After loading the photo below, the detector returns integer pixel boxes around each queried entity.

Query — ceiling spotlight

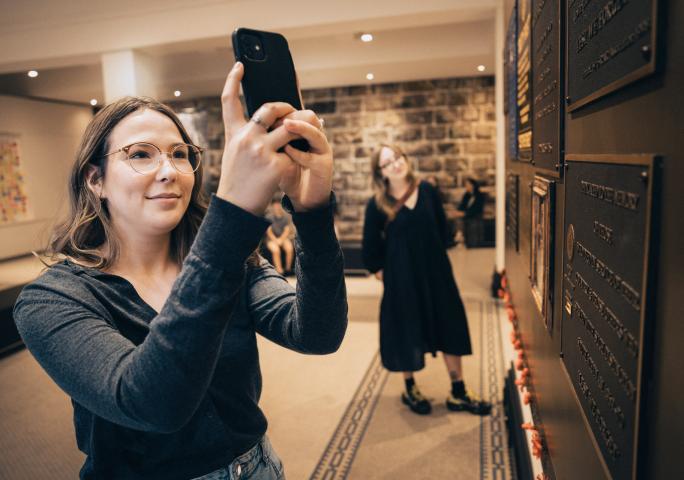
[27,70,38,78]
[174,90,182,97]
[477,65,486,72]
[366,73,375,81]
[90,99,98,106]
[360,33,374,42]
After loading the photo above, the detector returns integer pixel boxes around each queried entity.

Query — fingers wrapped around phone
[279,118,334,211]
[283,119,329,155]
[249,102,297,132]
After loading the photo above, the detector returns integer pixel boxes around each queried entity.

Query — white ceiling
[0,0,497,104]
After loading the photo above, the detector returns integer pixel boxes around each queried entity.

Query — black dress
[362,181,473,372]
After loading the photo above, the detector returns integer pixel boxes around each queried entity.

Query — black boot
[446,389,492,416]
[401,384,432,415]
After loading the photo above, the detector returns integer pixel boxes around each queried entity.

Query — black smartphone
[232,27,309,151]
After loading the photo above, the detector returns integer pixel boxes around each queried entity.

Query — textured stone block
[435,110,459,123]
[402,80,435,91]
[445,157,468,173]
[337,98,362,113]
[354,146,373,158]
[462,107,479,121]
[464,141,494,154]
[364,130,389,144]
[308,101,337,114]
[405,111,434,124]
[364,97,389,111]
[406,143,434,156]
[426,126,447,140]
[417,157,443,172]
[445,93,468,106]
[333,131,363,144]
[373,83,400,94]
[474,124,495,139]
[393,127,423,142]
[392,94,428,109]
[449,124,471,139]
[437,142,459,154]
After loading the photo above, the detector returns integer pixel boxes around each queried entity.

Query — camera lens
[240,34,266,61]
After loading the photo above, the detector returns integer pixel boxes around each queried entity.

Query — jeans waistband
[229,436,267,478]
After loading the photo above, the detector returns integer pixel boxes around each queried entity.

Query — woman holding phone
[362,144,490,416]
[13,61,347,480]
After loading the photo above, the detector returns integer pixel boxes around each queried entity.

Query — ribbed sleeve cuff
[191,194,270,268]
[282,192,339,254]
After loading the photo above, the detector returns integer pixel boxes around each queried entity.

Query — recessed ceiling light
[366,73,375,81]
[27,70,38,78]
[90,99,98,106]
[360,33,374,42]
[174,90,181,97]
[477,65,486,72]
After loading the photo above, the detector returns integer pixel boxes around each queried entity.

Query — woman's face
[95,109,195,239]
[378,147,409,181]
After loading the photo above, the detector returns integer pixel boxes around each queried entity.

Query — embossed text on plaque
[567,0,658,111]
[517,0,533,161]
[532,0,562,172]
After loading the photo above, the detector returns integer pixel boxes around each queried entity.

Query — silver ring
[251,114,267,129]
[318,117,325,130]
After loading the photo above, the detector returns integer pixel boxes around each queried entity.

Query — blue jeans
[191,436,285,480]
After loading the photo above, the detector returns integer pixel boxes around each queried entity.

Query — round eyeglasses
[379,155,406,170]
[103,142,203,174]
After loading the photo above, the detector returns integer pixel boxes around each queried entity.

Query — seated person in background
[456,177,484,219]
[265,198,295,275]
[455,177,485,246]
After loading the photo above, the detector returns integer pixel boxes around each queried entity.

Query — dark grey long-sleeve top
[13,194,348,480]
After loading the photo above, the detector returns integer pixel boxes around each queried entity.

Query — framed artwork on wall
[530,175,554,333]
[0,133,30,225]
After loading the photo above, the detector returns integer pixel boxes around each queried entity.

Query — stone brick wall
[170,76,495,241]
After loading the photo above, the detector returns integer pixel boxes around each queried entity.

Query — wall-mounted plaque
[505,2,519,161]
[506,173,519,252]
[530,176,554,332]
[517,0,532,161]
[532,0,563,174]
[561,154,658,479]
[566,0,659,112]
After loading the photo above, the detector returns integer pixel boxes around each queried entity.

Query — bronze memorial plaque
[505,3,518,161]
[532,0,563,174]
[506,173,519,252]
[517,0,533,162]
[566,0,659,111]
[561,155,658,479]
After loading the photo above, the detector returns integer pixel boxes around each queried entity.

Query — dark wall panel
[504,0,683,478]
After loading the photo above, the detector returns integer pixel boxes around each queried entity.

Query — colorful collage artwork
[0,135,30,224]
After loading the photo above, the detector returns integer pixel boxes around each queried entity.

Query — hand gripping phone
[232,27,309,151]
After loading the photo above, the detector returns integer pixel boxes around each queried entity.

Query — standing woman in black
[361,144,490,416]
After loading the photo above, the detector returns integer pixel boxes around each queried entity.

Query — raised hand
[216,62,300,215]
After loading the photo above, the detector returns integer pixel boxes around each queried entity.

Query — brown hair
[44,96,257,270]
[370,144,417,222]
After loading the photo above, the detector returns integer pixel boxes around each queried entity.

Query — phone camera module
[240,34,266,61]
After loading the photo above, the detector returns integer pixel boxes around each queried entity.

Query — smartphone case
[232,28,308,150]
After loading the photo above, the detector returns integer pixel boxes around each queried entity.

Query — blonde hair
[370,144,417,222]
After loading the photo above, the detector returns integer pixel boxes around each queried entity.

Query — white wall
[0,96,92,260]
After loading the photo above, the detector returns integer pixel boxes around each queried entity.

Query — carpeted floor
[309,298,512,480]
